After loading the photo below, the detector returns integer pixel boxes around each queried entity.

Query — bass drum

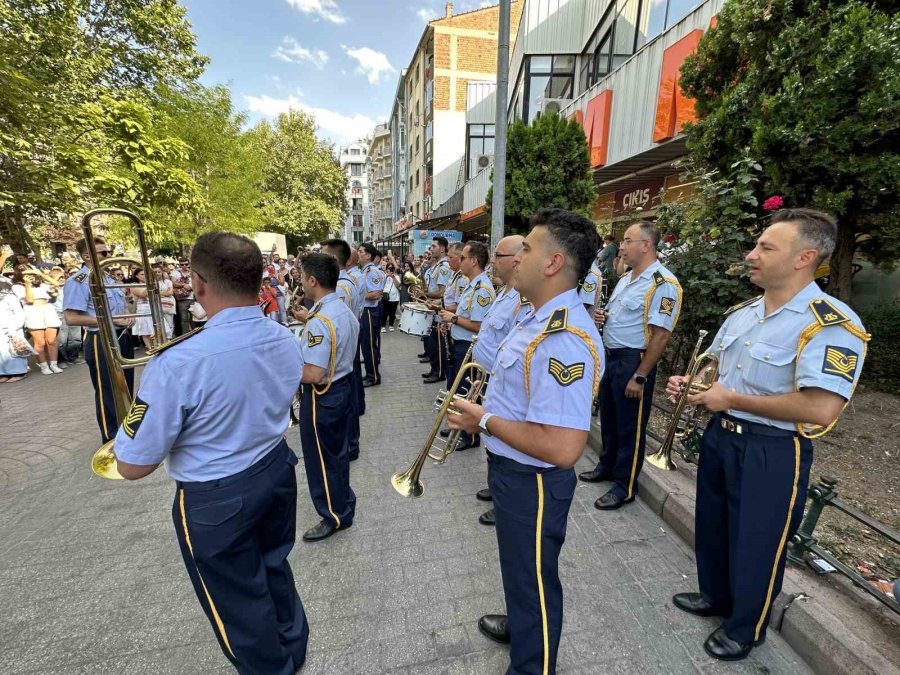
[398,302,435,337]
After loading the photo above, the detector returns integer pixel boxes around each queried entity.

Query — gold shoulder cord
[643,276,683,344]
[794,303,870,438]
[523,310,601,398]
[308,312,337,396]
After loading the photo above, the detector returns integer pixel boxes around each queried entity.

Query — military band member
[580,221,682,510]
[321,239,364,462]
[436,241,468,388]
[296,253,360,542]
[439,241,495,450]
[469,235,530,527]
[448,209,603,675]
[422,237,452,383]
[63,236,135,443]
[112,233,309,674]
[578,252,604,312]
[357,243,384,386]
[667,209,868,661]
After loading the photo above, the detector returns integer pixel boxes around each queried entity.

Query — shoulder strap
[724,296,762,316]
[147,326,203,355]
[642,274,683,343]
[523,309,600,397]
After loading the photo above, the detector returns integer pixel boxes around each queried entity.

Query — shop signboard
[410,229,462,257]
[613,178,665,216]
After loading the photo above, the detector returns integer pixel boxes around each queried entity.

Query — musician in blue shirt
[357,243,384,386]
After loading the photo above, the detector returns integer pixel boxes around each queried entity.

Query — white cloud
[285,0,346,24]
[343,46,395,85]
[243,94,376,146]
[416,7,438,22]
[271,37,329,68]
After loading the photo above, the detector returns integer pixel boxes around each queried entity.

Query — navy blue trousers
[451,339,477,447]
[596,348,656,500]
[696,414,813,644]
[298,378,356,529]
[427,322,447,377]
[360,306,381,381]
[84,329,134,443]
[172,440,308,675]
[349,347,363,455]
[444,333,457,389]
[490,453,576,675]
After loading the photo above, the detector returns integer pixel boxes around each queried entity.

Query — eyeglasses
[97,250,111,257]
[493,253,516,259]
[621,238,651,245]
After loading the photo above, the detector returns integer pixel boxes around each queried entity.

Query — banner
[410,229,462,257]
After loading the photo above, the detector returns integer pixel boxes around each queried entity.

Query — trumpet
[391,339,487,498]
[409,284,427,303]
[646,331,719,471]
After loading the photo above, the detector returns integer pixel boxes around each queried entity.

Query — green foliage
[857,302,900,391]
[249,111,347,244]
[679,0,900,300]
[487,112,596,232]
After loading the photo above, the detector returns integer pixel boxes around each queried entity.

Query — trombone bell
[92,440,125,480]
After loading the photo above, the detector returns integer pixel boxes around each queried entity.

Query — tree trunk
[829,220,856,303]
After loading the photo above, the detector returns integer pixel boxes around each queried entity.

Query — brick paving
[0,330,814,674]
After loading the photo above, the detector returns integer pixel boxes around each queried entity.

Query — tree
[679,0,900,301]
[486,112,596,232]
[249,111,347,244]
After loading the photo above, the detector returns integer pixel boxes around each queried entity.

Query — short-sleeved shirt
[603,260,681,349]
[484,289,604,468]
[473,285,532,369]
[113,305,304,482]
[578,261,603,308]
[62,265,126,332]
[443,271,468,309]
[425,257,452,295]
[298,292,359,381]
[336,270,359,318]
[451,271,496,342]
[713,282,867,430]
[346,266,365,318]
[361,263,384,309]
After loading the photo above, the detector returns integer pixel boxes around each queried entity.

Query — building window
[350,148,360,155]
[466,124,495,179]
[523,55,575,124]
[416,169,420,187]
[352,214,363,228]
[350,163,363,176]
[351,198,362,210]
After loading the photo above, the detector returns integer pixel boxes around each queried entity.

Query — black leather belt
[716,413,797,439]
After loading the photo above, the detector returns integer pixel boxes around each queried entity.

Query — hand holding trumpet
[666,376,732,412]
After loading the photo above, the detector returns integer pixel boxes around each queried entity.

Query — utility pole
[490,0,511,248]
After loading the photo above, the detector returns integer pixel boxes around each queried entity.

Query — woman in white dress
[129,268,157,350]
[0,274,30,382]
[152,266,175,338]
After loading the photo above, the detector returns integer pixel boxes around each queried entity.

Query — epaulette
[652,271,665,286]
[520,295,532,306]
[147,326,203,355]
[74,271,88,283]
[810,299,849,327]
[724,296,762,316]
[543,307,568,334]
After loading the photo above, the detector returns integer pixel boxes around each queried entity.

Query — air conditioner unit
[474,154,493,171]
[540,98,572,115]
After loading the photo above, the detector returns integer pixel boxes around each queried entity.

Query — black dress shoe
[578,468,613,483]
[478,614,509,645]
[703,626,764,661]
[476,488,492,502]
[455,436,480,451]
[422,371,436,378]
[672,592,721,617]
[594,490,635,511]
[349,450,359,462]
[302,520,336,542]
[478,508,495,526]
[419,357,431,363]
[439,428,451,438]
[363,378,380,388]
[423,374,442,384]
[417,352,427,358]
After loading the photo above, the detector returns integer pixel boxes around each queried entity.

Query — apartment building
[339,142,370,243]
[389,70,408,228]
[367,124,393,241]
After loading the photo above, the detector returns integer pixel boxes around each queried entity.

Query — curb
[586,424,900,674]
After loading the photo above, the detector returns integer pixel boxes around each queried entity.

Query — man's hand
[688,381,733,412]
[446,399,484,434]
[625,377,644,399]
[666,375,688,403]
[291,306,309,323]
[113,317,135,329]
[439,309,454,324]
[593,309,607,327]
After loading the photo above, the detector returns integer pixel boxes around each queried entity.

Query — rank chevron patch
[307,332,324,348]
[822,346,858,383]
[548,358,585,386]
[123,396,149,439]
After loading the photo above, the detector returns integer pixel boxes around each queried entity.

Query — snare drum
[398,302,435,337]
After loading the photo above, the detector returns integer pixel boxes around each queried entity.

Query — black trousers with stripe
[360,306,381,381]
[298,377,356,529]
[595,348,656,500]
[426,321,447,377]
[349,346,364,455]
[695,415,813,644]
[84,329,134,443]
[490,452,576,675]
[172,439,308,675]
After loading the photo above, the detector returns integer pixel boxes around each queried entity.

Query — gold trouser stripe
[626,391,645,500]
[535,474,550,675]
[367,310,379,379]
[179,490,235,658]
[754,437,800,640]
[93,334,108,439]
[312,392,341,528]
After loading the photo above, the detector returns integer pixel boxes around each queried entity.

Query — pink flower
[763,196,784,211]
[663,233,677,244]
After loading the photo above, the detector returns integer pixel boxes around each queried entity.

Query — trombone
[82,209,170,480]
[646,330,719,471]
[392,339,488,498]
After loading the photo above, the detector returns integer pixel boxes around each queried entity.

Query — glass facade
[522,55,576,124]
[466,124,495,179]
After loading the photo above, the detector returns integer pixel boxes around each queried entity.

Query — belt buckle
[721,419,743,434]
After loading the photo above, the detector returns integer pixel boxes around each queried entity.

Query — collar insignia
[74,271,88,283]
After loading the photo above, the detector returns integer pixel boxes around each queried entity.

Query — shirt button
[764,355,771,361]
[758,319,764,324]
[719,343,724,348]
[736,364,743,369]
[744,341,751,347]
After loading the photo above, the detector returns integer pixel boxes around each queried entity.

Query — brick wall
[434,75,451,111]
[434,33,451,70]
[456,35,497,73]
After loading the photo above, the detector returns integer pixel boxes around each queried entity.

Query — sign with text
[410,229,463,257]
[613,179,665,216]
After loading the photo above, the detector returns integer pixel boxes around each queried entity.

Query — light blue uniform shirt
[113,306,304,482]
[603,260,681,349]
[443,270,467,309]
[578,261,603,308]
[361,263,384,309]
[451,271,495,342]
[62,265,126,332]
[425,257,452,295]
[336,270,359,318]
[713,282,867,430]
[346,266,365,318]
[299,292,359,381]
[484,289,604,468]
[473,286,532,369]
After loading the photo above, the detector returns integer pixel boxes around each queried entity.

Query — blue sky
[182,0,494,147]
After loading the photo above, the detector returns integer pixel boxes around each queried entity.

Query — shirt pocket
[745,341,795,391]
[487,315,508,333]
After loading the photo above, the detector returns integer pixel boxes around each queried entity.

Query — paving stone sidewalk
[0,330,814,674]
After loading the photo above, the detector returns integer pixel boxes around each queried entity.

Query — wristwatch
[632,374,647,385]
[478,412,494,437]
[451,315,459,324]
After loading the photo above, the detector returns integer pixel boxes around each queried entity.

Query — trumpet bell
[391,470,424,498]
[92,441,124,480]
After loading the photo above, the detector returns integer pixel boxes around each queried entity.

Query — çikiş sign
[613,178,664,215]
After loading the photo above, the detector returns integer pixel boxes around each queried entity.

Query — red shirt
[258,287,278,315]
